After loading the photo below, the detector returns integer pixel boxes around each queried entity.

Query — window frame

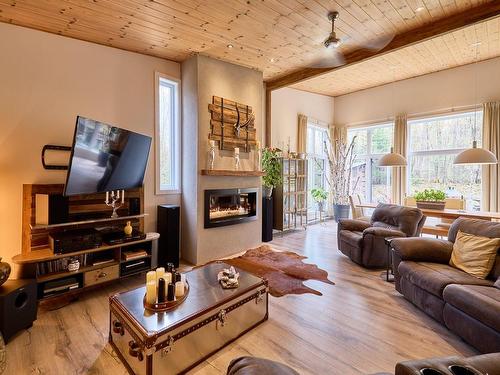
[155,72,181,195]
[306,122,329,217]
[406,109,483,207]
[348,122,393,203]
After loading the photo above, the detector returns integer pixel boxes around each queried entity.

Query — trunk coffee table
[109,262,269,375]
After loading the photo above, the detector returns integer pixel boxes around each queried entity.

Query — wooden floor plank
[4,221,476,374]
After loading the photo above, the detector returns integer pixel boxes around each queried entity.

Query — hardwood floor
[4,221,476,374]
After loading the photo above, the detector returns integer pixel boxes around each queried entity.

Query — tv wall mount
[41,144,71,170]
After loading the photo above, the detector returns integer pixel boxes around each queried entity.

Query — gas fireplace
[204,188,258,228]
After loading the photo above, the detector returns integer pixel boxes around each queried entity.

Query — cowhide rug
[224,245,334,297]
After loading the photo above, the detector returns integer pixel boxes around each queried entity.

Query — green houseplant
[413,189,447,210]
[261,147,282,198]
[311,187,328,212]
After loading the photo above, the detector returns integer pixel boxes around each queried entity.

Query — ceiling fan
[307,11,395,69]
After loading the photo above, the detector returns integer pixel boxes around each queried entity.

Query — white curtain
[297,114,308,153]
[392,114,407,205]
[481,102,500,212]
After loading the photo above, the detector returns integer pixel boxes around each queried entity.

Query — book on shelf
[122,249,148,261]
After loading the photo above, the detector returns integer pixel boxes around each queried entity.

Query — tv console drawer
[84,264,119,287]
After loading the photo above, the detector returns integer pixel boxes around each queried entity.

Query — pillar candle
[158,278,166,303]
[146,271,156,284]
[234,147,239,154]
[175,281,185,298]
[167,283,175,301]
[156,267,165,283]
[105,191,109,204]
[180,273,186,284]
[121,190,125,204]
[146,280,156,304]
[163,272,172,285]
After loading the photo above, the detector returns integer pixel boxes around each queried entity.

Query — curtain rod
[344,103,482,129]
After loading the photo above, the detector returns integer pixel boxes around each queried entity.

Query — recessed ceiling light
[415,6,424,12]
[269,58,275,63]
[227,44,234,49]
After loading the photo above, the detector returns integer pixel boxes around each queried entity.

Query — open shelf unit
[273,158,308,231]
[14,184,159,302]
[200,169,265,177]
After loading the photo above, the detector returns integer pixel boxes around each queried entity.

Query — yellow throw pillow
[450,230,500,279]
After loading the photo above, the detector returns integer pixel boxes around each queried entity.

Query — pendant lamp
[378,147,407,167]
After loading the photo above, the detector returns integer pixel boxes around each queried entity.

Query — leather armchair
[337,204,426,268]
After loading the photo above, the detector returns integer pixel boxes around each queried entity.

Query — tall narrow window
[156,73,180,194]
[347,123,393,203]
[407,110,482,210]
[306,123,328,220]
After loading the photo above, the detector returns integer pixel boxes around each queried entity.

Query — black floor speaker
[157,205,180,268]
[262,197,273,242]
[0,279,37,343]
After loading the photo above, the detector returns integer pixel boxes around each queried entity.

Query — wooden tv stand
[13,184,159,302]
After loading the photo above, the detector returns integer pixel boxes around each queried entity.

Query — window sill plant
[311,187,328,212]
[413,189,446,210]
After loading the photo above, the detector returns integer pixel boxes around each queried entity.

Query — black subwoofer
[157,205,180,267]
[0,279,37,343]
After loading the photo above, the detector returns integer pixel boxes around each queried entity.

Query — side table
[384,238,396,282]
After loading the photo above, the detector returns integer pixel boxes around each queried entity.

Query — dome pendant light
[453,42,497,165]
[378,147,407,167]
[454,140,497,165]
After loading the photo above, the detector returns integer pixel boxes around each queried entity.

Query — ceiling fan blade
[307,48,346,68]
[361,33,395,51]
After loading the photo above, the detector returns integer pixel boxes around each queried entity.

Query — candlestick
[116,190,120,199]
[146,280,156,304]
[175,281,184,298]
[111,191,115,198]
[146,271,156,284]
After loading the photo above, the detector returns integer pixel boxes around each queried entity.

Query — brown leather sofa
[371,352,500,375]
[391,218,500,353]
[338,204,426,268]
[227,356,299,375]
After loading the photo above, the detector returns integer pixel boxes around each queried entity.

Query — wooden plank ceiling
[0,0,498,96]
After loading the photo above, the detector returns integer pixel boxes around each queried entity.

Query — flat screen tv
[64,116,152,196]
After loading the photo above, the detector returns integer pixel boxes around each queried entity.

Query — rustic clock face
[208,96,257,152]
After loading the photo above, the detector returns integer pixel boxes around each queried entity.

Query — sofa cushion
[443,284,500,332]
[339,230,363,248]
[398,261,493,298]
[227,356,299,375]
[449,230,500,279]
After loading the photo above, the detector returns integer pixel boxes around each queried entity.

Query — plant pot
[0,258,10,287]
[333,204,350,221]
[263,186,273,198]
[416,201,446,210]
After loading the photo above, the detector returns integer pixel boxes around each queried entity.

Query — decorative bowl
[0,258,11,287]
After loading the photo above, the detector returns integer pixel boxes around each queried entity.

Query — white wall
[271,87,334,149]
[0,23,180,273]
[334,56,500,126]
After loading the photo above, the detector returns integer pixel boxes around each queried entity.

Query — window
[155,73,180,194]
[347,123,393,203]
[306,123,328,219]
[407,110,483,210]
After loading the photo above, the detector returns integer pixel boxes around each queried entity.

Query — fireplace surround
[204,188,258,228]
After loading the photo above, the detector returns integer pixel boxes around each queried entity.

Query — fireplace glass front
[204,188,258,228]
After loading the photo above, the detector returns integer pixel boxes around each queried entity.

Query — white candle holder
[105,190,125,218]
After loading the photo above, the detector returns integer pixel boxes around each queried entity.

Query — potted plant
[323,135,359,221]
[261,147,282,198]
[413,189,446,210]
[311,187,328,212]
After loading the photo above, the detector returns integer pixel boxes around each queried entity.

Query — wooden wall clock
[208,96,257,152]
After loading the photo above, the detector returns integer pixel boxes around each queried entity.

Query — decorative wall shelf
[200,169,265,177]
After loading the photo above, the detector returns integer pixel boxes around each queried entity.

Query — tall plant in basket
[323,134,359,221]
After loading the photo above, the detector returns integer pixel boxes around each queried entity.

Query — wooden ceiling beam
[265,2,500,91]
